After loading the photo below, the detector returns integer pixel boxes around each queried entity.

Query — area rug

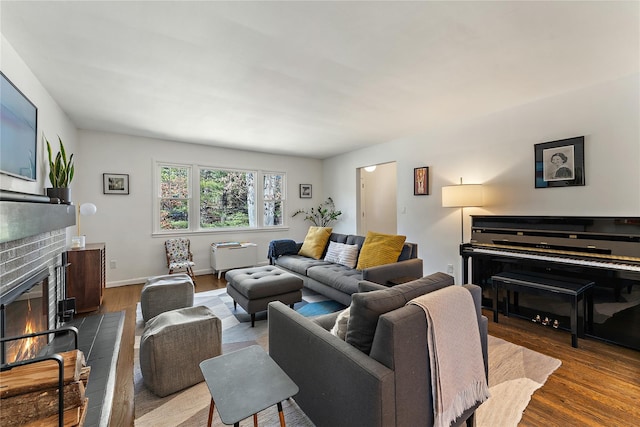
[134,290,561,427]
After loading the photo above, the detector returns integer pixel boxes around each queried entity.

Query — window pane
[161,166,189,198]
[263,201,283,226]
[200,169,255,228]
[160,199,189,229]
[263,174,283,200]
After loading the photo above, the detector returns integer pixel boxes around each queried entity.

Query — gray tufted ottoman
[226,266,303,327]
[140,305,222,397]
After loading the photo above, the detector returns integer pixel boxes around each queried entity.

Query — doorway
[357,162,397,235]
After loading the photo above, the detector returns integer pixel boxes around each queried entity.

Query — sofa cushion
[298,226,333,259]
[346,234,366,249]
[324,241,359,268]
[306,264,363,295]
[345,272,454,354]
[356,231,406,270]
[398,242,416,261]
[275,255,331,275]
[329,233,349,244]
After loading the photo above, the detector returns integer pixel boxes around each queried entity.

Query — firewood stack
[0,350,90,427]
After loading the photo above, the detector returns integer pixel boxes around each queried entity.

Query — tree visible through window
[263,173,284,226]
[200,169,255,228]
[160,165,190,230]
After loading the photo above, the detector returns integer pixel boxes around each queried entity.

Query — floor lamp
[442,178,483,243]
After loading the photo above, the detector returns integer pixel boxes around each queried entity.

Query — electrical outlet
[447,263,454,274]
[110,260,117,269]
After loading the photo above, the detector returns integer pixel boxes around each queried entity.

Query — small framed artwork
[103,173,130,194]
[299,184,312,198]
[414,167,429,195]
[534,136,585,188]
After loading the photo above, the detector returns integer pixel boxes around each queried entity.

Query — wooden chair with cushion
[165,237,196,281]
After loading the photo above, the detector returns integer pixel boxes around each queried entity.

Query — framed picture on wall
[414,167,429,195]
[299,184,312,198]
[103,173,130,194]
[535,136,585,188]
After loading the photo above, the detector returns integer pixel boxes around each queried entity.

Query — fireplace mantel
[0,200,76,243]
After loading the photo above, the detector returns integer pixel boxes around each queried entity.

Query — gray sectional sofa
[268,273,488,427]
[268,233,423,305]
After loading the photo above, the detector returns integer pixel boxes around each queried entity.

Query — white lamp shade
[442,184,483,207]
[364,165,377,172]
[79,202,97,216]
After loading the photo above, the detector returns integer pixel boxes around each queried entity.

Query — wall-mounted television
[1,71,38,182]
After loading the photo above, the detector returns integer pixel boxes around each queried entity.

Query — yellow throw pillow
[298,226,333,259]
[356,231,406,270]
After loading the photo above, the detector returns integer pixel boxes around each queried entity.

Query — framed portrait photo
[535,136,585,188]
[299,184,312,198]
[103,173,130,194]
[414,167,429,195]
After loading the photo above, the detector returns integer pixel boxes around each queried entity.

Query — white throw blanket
[408,286,490,427]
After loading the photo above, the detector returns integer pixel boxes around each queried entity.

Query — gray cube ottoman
[140,305,222,397]
[141,273,194,322]
[226,265,303,327]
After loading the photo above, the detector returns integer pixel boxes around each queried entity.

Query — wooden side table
[200,345,299,427]
[66,243,106,313]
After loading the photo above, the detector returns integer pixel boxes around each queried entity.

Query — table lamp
[72,202,97,248]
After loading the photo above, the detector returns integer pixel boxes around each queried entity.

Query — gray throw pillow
[345,272,454,354]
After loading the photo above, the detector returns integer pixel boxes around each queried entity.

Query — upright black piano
[461,216,640,350]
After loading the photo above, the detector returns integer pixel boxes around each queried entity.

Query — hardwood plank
[101,275,640,426]
[488,310,640,426]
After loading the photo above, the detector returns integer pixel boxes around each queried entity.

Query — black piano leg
[493,282,499,323]
[586,289,594,334]
[571,296,578,348]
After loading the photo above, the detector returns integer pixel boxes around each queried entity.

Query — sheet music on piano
[460,215,640,351]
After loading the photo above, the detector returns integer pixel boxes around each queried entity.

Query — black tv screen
[1,71,38,181]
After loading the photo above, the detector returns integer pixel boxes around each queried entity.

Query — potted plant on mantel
[45,135,74,204]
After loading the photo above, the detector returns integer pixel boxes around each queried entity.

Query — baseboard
[105,263,269,288]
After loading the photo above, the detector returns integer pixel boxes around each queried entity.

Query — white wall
[74,130,323,286]
[324,74,640,283]
[0,35,78,201]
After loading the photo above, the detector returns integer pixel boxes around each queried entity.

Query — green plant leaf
[44,134,74,187]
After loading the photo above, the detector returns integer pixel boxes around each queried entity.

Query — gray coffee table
[200,345,299,427]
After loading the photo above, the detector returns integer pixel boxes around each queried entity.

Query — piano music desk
[491,271,594,348]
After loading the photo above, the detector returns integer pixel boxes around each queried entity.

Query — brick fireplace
[0,199,75,362]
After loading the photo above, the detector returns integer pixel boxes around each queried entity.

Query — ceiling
[2,1,638,159]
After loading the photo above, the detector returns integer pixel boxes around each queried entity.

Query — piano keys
[461,216,640,350]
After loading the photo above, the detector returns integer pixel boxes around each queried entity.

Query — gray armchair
[268,273,488,427]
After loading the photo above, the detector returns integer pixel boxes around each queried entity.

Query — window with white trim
[155,162,286,232]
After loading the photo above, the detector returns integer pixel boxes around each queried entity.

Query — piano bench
[491,271,595,348]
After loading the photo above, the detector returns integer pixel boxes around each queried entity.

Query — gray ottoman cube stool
[140,305,222,397]
[141,273,194,322]
[226,266,303,327]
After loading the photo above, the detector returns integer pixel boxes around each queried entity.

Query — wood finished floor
[99,274,640,426]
